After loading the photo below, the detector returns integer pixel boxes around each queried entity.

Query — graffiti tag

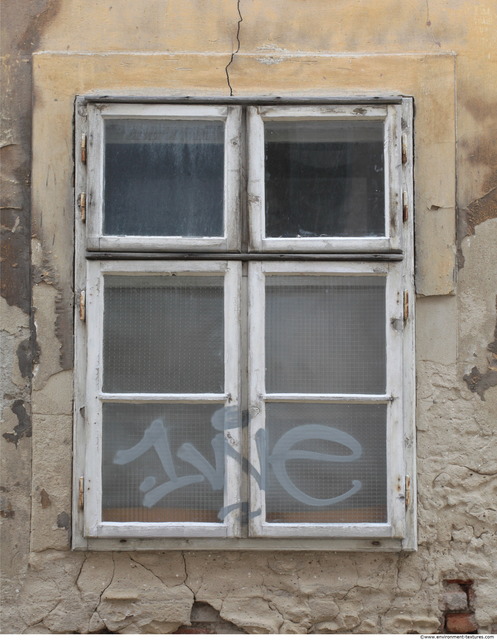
[113,406,363,520]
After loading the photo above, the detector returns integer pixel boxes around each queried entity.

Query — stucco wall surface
[1,0,496,633]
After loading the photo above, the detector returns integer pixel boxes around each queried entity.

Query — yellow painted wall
[1,0,496,633]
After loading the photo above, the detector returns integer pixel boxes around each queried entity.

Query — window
[74,99,415,551]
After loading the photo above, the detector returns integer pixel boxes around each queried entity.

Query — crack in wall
[73,553,87,595]
[93,553,116,631]
[424,0,441,47]
[181,551,197,608]
[225,0,243,96]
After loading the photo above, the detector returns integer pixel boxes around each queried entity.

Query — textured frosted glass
[103,275,224,393]
[266,276,386,394]
[265,120,385,238]
[102,403,227,522]
[104,119,224,236]
[264,403,387,523]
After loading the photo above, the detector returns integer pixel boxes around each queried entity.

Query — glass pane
[104,119,224,237]
[102,403,231,523]
[264,120,385,238]
[266,275,386,394]
[263,403,387,523]
[103,275,224,393]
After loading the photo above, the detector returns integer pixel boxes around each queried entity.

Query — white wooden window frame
[74,97,415,552]
[87,104,242,251]
[248,261,405,539]
[83,259,242,538]
[248,105,401,253]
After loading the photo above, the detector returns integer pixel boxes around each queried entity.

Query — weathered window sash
[247,261,405,539]
[86,104,242,252]
[84,260,242,538]
[247,104,402,254]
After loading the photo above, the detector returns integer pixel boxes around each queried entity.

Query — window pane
[104,119,224,236]
[102,403,228,523]
[103,275,224,393]
[264,120,385,238]
[264,403,387,523]
[266,275,386,394]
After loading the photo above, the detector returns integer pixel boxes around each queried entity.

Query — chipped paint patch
[255,56,285,65]
[0,500,15,519]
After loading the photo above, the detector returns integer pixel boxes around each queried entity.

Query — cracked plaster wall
[1,0,497,633]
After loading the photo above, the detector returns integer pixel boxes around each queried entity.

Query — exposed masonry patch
[442,580,478,634]
[225,0,243,96]
[464,296,497,399]
[2,399,31,446]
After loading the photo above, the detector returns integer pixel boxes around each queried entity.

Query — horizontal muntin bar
[263,393,394,403]
[99,393,228,403]
[86,252,403,262]
[80,95,405,106]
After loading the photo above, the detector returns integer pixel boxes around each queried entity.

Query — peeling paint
[16,334,40,380]
[2,399,31,446]
[463,297,497,400]
[40,489,51,508]
[463,365,497,400]
[54,289,73,370]
[16,338,32,379]
[0,228,31,315]
[465,186,497,236]
[56,511,70,530]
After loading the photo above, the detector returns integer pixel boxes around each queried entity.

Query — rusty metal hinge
[77,192,86,222]
[402,134,408,165]
[403,290,409,323]
[405,475,412,509]
[402,190,408,222]
[81,134,87,164]
[79,290,86,322]
[78,477,85,510]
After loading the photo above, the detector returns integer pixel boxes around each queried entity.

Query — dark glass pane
[102,403,227,522]
[266,276,386,394]
[103,275,224,393]
[265,120,385,238]
[264,403,387,523]
[104,119,224,236]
